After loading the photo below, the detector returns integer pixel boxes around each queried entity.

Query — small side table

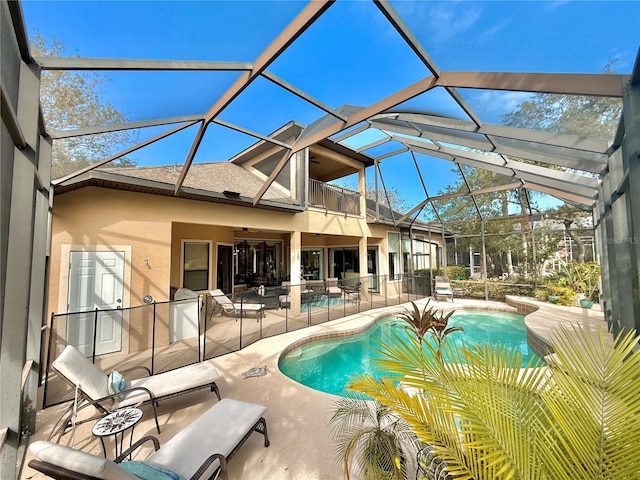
[92,407,143,458]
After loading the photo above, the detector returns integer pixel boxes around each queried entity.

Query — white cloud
[393,1,484,44]
[545,1,571,12]
[469,90,534,122]
[476,19,509,45]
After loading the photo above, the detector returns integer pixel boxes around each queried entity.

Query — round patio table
[92,407,143,459]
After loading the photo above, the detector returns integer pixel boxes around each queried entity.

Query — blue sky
[22,0,640,209]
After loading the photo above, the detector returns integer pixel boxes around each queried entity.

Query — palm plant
[396,300,462,361]
[329,396,420,480]
[348,315,640,479]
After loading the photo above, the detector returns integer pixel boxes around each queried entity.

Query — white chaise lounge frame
[49,345,221,439]
[209,289,265,321]
[434,275,454,302]
[29,398,270,480]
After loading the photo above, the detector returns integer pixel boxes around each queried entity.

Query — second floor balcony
[308,178,360,216]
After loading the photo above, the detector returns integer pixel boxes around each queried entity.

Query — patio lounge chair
[49,345,221,439]
[209,289,265,321]
[434,275,454,302]
[28,398,270,480]
[324,277,343,298]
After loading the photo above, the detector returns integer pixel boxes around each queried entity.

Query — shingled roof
[100,162,292,202]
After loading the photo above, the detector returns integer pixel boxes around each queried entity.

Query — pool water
[278,310,542,397]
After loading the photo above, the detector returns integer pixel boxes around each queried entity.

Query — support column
[289,231,302,316]
[531,218,538,288]
[469,245,475,277]
[621,75,640,332]
[481,219,489,301]
[359,235,368,301]
[1,36,47,478]
[358,165,366,218]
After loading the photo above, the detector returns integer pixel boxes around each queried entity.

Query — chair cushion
[117,361,220,408]
[233,302,264,312]
[52,345,110,402]
[436,288,453,294]
[146,398,267,479]
[29,441,139,480]
[119,461,181,480]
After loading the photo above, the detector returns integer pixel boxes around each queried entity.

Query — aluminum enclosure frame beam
[370,119,608,171]
[374,112,610,154]
[34,57,253,71]
[175,0,335,194]
[436,71,626,97]
[251,74,438,205]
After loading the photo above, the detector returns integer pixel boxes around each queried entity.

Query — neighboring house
[47,122,446,357]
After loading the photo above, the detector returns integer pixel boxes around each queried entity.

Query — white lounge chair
[434,275,454,302]
[49,345,221,439]
[28,398,270,480]
[209,289,265,321]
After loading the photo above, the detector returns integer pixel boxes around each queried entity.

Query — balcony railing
[308,179,360,215]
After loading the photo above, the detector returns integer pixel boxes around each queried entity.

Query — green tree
[502,60,621,139]
[335,180,410,213]
[33,34,137,179]
[434,166,532,278]
[544,204,592,263]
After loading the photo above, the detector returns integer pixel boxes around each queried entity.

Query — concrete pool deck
[20,296,603,480]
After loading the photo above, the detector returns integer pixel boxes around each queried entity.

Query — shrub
[456,279,536,300]
[547,285,577,306]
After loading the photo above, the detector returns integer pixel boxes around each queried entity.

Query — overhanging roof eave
[53,170,304,212]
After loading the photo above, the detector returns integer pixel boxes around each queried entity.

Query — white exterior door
[67,251,124,356]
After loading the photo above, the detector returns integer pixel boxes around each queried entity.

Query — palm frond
[540,320,640,479]
[344,307,640,480]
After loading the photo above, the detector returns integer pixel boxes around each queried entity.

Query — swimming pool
[278,310,542,397]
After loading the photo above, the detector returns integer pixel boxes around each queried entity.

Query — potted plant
[574,262,600,308]
[553,262,600,307]
[329,396,419,480]
[543,284,576,306]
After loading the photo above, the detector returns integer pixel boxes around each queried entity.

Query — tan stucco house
[47,123,446,357]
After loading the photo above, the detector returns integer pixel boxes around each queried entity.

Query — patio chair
[434,275,454,302]
[344,281,361,304]
[49,345,221,440]
[324,277,343,298]
[28,398,270,480]
[255,285,281,310]
[277,281,291,309]
[209,289,265,321]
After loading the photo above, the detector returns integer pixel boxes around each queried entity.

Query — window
[388,232,401,281]
[413,235,430,270]
[183,242,210,290]
[234,239,283,286]
[301,249,323,280]
[329,248,359,280]
[402,233,412,276]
